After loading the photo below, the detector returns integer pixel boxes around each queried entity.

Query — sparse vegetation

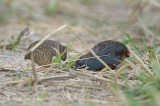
[0,0,160,105]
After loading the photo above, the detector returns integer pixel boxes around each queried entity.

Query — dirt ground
[0,0,160,105]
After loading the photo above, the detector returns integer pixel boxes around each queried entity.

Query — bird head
[75,59,88,70]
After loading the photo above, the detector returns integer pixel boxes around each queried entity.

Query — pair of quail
[25,40,129,71]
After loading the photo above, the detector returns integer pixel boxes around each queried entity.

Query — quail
[24,40,67,66]
[75,40,129,71]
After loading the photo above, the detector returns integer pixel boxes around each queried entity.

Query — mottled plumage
[75,40,129,71]
[24,40,67,66]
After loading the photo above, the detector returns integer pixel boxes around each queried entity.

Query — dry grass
[0,0,160,105]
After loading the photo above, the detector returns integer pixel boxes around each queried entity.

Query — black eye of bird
[79,63,83,66]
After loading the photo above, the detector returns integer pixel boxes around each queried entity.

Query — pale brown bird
[24,40,67,66]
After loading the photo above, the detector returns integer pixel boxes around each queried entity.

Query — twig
[31,53,38,84]
[31,53,38,92]
[109,34,122,40]
[26,24,67,56]
[0,74,76,85]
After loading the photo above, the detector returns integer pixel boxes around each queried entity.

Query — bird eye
[79,63,83,66]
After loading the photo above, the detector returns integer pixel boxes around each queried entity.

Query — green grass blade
[121,31,143,56]
[142,36,149,51]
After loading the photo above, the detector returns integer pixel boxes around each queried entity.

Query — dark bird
[24,40,67,66]
[75,40,129,71]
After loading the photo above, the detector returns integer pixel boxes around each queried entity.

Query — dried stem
[26,24,67,56]
[114,64,130,83]
[67,25,112,71]
[0,74,76,85]
[127,45,155,78]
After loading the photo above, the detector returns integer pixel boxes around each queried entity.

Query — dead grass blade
[136,13,156,38]
[26,24,67,56]
[129,0,148,22]
[0,74,75,85]
[114,64,130,84]
[125,59,141,71]
[67,25,112,71]
[68,70,123,86]
[127,45,154,78]
[31,53,38,84]
[31,53,38,92]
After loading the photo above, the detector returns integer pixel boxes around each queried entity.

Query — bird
[75,40,129,71]
[24,40,67,66]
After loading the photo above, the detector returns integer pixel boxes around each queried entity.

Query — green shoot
[142,36,149,51]
[17,69,28,79]
[121,31,143,57]
[63,54,79,69]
